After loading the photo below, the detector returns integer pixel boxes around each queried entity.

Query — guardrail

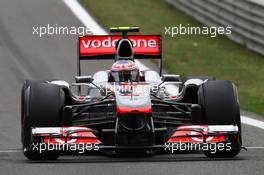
[167,0,264,55]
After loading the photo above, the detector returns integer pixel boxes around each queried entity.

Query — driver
[110,60,140,82]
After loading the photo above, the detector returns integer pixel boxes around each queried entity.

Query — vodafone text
[82,37,157,48]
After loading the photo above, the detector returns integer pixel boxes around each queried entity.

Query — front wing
[30,125,239,153]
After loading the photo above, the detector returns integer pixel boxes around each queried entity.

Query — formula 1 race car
[21,27,242,160]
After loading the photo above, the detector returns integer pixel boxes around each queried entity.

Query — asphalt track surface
[0,0,264,174]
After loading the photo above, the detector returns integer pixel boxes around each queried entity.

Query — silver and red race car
[21,27,242,160]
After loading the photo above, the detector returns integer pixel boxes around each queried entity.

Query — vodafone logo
[79,35,161,57]
[81,37,157,48]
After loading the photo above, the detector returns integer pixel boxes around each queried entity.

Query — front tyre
[198,80,242,158]
[21,80,65,160]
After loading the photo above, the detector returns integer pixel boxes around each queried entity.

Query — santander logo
[81,37,157,48]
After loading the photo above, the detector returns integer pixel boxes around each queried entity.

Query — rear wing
[79,35,161,59]
[77,34,162,76]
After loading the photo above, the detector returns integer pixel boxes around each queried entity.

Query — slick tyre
[21,80,65,160]
[198,80,242,158]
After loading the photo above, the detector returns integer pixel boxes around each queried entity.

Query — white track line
[241,115,264,130]
[63,0,264,130]
[246,147,264,149]
[0,147,263,153]
[1,147,264,153]
[0,150,21,153]
[63,0,107,35]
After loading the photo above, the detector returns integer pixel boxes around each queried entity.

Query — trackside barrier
[167,0,264,55]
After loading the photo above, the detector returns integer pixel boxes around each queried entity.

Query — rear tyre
[198,80,241,158]
[21,80,65,160]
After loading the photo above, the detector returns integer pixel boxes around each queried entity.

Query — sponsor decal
[79,35,161,56]
[81,36,157,48]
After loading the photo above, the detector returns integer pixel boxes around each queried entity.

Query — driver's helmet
[110,60,140,82]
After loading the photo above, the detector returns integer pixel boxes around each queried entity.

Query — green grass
[80,0,264,115]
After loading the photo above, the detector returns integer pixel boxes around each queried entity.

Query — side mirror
[75,76,94,83]
[162,74,181,82]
